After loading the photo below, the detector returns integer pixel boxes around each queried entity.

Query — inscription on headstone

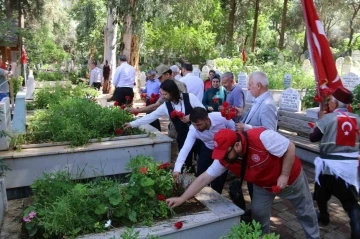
[237,72,248,88]
[342,72,360,91]
[352,50,360,62]
[283,73,292,89]
[279,88,301,112]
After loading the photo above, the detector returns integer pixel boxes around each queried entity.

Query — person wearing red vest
[167,128,320,238]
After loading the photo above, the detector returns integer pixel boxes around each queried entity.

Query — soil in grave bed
[20,197,207,239]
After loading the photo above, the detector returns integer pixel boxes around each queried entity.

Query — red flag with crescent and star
[336,115,357,147]
[301,0,343,95]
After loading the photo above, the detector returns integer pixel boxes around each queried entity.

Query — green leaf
[29,226,38,237]
[25,221,36,230]
[94,204,107,215]
[109,196,121,206]
[141,178,154,187]
[128,210,137,223]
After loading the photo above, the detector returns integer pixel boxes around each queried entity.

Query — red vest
[218,128,302,190]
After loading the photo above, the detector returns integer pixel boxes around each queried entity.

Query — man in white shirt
[111,55,136,105]
[89,60,103,90]
[170,65,182,81]
[173,107,235,194]
[180,62,204,101]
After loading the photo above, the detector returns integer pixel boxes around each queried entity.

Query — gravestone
[352,50,360,62]
[26,70,35,99]
[336,57,344,75]
[201,65,210,79]
[0,97,11,150]
[300,54,305,63]
[237,72,248,88]
[279,88,301,112]
[342,56,352,75]
[342,72,360,91]
[245,90,254,103]
[283,73,292,89]
[206,60,216,70]
[193,65,201,78]
[302,59,312,73]
[138,71,146,88]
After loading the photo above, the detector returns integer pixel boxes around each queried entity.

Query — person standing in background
[102,60,111,94]
[89,60,102,90]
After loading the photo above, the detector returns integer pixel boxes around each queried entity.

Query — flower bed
[21,156,243,239]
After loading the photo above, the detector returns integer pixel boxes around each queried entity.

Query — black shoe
[317,211,330,226]
[241,209,252,224]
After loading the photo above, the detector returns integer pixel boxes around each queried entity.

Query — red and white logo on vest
[251,154,260,163]
[213,141,218,148]
[336,115,357,147]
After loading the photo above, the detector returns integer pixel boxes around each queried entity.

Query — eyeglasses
[223,144,235,162]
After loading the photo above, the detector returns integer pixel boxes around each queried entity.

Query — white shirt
[112,62,136,88]
[89,67,102,85]
[206,130,290,177]
[180,73,204,101]
[174,74,182,81]
[130,93,205,128]
[174,112,236,172]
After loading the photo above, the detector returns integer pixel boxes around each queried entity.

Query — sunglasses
[224,144,236,163]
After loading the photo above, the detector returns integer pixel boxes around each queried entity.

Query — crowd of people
[94,55,359,239]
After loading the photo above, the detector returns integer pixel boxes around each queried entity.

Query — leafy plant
[0,158,10,177]
[221,220,280,239]
[23,156,174,238]
[351,84,360,115]
[26,97,144,146]
[35,71,65,82]
[302,89,318,110]
[12,76,24,96]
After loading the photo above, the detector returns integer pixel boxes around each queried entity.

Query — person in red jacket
[203,70,215,92]
[167,128,320,239]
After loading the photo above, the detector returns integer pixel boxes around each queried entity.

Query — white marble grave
[25,70,35,99]
[0,97,11,150]
[336,57,344,75]
[352,50,360,62]
[342,72,360,91]
[279,88,301,112]
[237,72,248,88]
[193,65,201,78]
[342,56,352,75]
[283,73,292,89]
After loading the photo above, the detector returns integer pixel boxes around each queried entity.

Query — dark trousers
[92,82,101,90]
[315,174,360,238]
[146,99,161,131]
[196,142,228,194]
[112,87,134,105]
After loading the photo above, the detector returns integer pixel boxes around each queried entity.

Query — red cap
[212,129,238,160]
[332,86,353,104]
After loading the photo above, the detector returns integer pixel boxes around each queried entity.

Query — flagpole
[300,0,322,109]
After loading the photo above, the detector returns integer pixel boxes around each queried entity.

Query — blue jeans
[0,93,9,101]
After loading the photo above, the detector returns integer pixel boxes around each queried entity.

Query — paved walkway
[155,116,352,239]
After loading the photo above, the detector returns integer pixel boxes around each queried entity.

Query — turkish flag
[301,0,343,92]
[242,48,246,63]
[21,46,27,65]
[336,115,358,147]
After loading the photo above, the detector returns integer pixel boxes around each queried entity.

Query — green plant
[351,84,360,115]
[23,156,174,238]
[0,158,10,177]
[302,89,318,110]
[26,97,144,146]
[35,71,65,81]
[221,220,279,239]
[12,76,23,95]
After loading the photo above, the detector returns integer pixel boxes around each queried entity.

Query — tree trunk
[278,0,288,50]
[104,8,118,80]
[227,0,236,44]
[302,30,307,53]
[5,0,12,19]
[251,0,260,52]
[347,4,360,54]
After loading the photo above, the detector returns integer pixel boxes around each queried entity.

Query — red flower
[120,104,126,109]
[139,167,147,174]
[115,128,122,135]
[141,93,147,101]
[308,122,315,128]
[222,101,230,109]
[220,109,226,117]
[170,110,178,119]
[158,162,170,169]
[133,110,139,116]
[157,194,166,201]
[151,93,160,100]
[125,96,131,101]
[213,97,219,104]
[174,221,183,229]
[313,95,322,103]
[271,186,281,194]
[114,101,119,106]
[222,106,237,120]
[177,111,185,119]
[149,97,155,104]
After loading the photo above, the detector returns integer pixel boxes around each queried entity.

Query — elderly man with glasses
[166,127,320,239]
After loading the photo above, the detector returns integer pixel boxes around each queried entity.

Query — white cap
[170,65,180,73]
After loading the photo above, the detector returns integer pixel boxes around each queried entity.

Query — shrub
[23,156,174,238]
[351,84,360,115]
[35,71,65,81]
[221,220,279,239]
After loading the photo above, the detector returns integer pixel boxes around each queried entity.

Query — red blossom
[271,186,281,194]
[221,106,237,120]
[125,96,131,101]
[170,110,178,119]
[120,104,126,109]
[141,93,147,101]
[177,111,185,119]
[213,97,219,104]
[114,101,119,106]
[115,128,122,135]
[308,122,315,128]
[174,221,183,229]
[139,167,148,174]
[149,97,155,104]
[222,101,230,108]
[158,162,170,169]
[133,110,139,116]
[157,194,166,201]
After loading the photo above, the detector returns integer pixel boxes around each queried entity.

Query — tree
[278,0,288,49]
[251,0,261,52]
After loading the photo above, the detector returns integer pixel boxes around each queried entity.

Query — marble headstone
[302,59,312,73]
[279,88,301,112]
[206,60,216,70]
[283,73,292,89]
[352,50,360,62]
[342,56,352,75]
[336,57,344,75]
[237,72,248,88]
[26,70,35,100]
[193,65,201,78]
[342,72,360,91]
